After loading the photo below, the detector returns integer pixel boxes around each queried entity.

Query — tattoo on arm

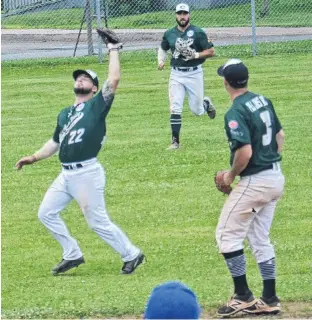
[102,80,114,101]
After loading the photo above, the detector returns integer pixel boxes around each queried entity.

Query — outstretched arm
[15,139,59,170]
[96,28,122,97]
[104,48,121,95]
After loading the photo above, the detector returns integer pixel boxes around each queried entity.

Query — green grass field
[2,0,312,29]
[2,43,312,319]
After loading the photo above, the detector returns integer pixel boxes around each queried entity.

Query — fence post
[103,0,108,28]
[85,0,94,56]
[251,0,257,56]
[95,0,103,63]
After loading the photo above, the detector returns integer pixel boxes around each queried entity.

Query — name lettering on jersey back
[59,112,84,145]
[245,96,268,112]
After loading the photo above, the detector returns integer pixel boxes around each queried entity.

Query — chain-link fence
[2,0,312,60]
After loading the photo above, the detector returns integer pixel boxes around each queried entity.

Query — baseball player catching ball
[15,29,145,276]
[158,3,216,150]
[214,59,285,317]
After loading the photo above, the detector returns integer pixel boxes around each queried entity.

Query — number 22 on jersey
[68,128,85,145]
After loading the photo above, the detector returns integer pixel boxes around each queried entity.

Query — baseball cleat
[167,142,180,150]
[217,290,257,317]
[120,252,145,275]
[244,296,281,315]
[203,96,216,119]
[52,256,85,275]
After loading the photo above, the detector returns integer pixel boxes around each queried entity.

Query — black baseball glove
[96,28,123,52]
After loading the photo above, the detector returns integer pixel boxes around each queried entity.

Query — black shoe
[52,256,85,275]
[203,96,216,119]
[120,252,145,274]
[244,296,281,315]
[217,290,257,317]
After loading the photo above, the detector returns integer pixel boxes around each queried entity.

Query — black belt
[240,164,274,177]
[173,66,198,72]
[62,163,83,170]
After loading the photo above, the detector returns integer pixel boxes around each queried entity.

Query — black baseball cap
[217,59,249,88]
[73,69,99,88]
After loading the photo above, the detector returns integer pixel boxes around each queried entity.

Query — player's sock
[170,114,181,144]
[258,258,276,298]
[223,250,249,295]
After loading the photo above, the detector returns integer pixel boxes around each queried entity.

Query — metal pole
[251,0,257,56]
[95,0,103,63]
[85,0,94,56]
[103,0,108,28]
[73,6,87,57]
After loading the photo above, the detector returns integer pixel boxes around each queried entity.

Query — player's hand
[158,62,165,70]
[223,171,235,185]
[15,155,37,170]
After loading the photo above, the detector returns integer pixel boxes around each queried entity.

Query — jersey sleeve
[160,31,170,51]
[199,30,214,50]
[224,109,251,152]
[52,114,61,143]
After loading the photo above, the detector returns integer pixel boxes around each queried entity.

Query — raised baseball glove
[96,28,123,52]
[96,28,120,44]
[214,171,232,195]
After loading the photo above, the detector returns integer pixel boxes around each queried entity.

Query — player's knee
[86,212,112,231]
[38,205,50,222]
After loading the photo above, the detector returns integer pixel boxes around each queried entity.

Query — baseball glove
[214,171,232,195]
[181,48,196,61]
[96,28,120,45]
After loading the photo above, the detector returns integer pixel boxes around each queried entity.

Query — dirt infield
[67,302,312,319]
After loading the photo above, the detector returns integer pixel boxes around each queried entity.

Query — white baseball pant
[216,163,285,263]
[38,159,140,262]
[169,66,205,115]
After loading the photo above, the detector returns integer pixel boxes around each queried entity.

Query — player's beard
[74,87,92,95]
[176,17,189,28]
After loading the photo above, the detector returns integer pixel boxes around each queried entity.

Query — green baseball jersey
[52,89,114,163]
[161,25,213,67]
[224,91,282,176]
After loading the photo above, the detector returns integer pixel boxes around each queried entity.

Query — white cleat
[167,142,180,150]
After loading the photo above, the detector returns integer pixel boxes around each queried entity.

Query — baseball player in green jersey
[214,59,285,317]
[15,41,145,276]
[158,3,217,150]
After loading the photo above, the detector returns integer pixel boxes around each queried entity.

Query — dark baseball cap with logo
[217,59,249,88]
[73,69,99,89]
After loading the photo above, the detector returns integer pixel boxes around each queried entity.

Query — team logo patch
[187,30,194,37]
[76,103,85,112]
[228,120,239,130]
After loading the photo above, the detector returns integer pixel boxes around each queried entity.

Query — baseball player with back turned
[214,59,285,317]
[15,32,145,276]
[158,3,216,150]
